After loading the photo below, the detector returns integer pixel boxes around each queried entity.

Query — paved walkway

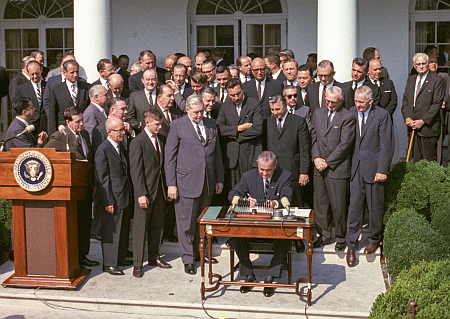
[0,230,384,319]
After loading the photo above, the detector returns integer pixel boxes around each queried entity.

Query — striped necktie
[69,82,77,105]
[36,84,41,105]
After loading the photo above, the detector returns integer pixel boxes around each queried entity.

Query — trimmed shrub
[431,204,450,243]
[0,198,12,254]
[369,260,450,319]
[383,210,450,281]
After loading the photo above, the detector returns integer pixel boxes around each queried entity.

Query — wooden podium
[0,148,91,289]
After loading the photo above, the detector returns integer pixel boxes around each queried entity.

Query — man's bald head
[178,56,192,76]
[251,57,266,81]
[108,74,124,96]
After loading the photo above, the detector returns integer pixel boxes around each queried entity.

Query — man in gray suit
[311,86,355,251]
[126,68,158,133]
[346,86,394,267]
[165,95,224,275]
[83,85,109,154]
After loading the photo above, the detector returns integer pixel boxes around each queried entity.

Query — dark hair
[13,97,32,116]
[307,53,317,63]
[225,78,242,90]
[236,56,249,67]
[144,108,164,121]
[63,106,83,122]
[139,50,156,61]
[191,70,208,84]
[173,63,187,73]
[156,84,172,97]
[363,47,378,61]
[216,65,230,75]
[264,53,281,67]
[62,59,79,72]
[97,58,112,71]
[202,59,216,68]
[424,45,437,56]
[111,55,119,65]
[280,49,294,59]
[200,86,216,98]
[30,50,45,58]
[107,97,125,111]
[118,54,129,61]
[174,52,186,59]
[352,57,369,72]
[298,64,313,77]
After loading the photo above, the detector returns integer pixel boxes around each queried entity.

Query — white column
[317,0,357,83]
[74,0,111,82]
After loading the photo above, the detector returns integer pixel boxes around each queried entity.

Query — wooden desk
[198,206,315,305]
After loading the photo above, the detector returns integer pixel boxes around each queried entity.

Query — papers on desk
[281,208,311,218]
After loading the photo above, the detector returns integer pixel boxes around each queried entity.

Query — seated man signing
[228,151,293,297]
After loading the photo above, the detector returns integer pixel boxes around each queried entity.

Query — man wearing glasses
[307,60,345,116]
[311,86,355,250]
[92,59,115,90]
[202,60,218,88]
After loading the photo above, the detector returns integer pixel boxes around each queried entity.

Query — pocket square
[427,89,431,92]
[333,125,339,128]
[384,90,391,93]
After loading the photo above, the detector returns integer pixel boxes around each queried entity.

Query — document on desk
[281,208,310,218]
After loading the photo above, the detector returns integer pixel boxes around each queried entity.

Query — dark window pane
[46,28,63,48]
[216,25,234,46]
[23,29,39,48]
[65,28,74,48]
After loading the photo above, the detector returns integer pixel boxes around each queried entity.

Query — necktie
[361,112,365,136]
[76,133,85,158]
[148,92,153,106]
[415,75,422,102]
[277,119,282,134]
[165,110,171,123]
[221,88,226,103]
[327,111,332,127]
[264,179,269,199]
[36,84,41,105]
[303,91,307,104]
[76,133,82,146]
[321,87,326,107]
[376,80,380,87]
[257,82,262,100]
[196,124,206,145]
[236,105,241,117]
[152,134,160,162]
[70,82,77,105]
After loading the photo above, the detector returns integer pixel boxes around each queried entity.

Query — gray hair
[89,85,106,99]
[257,151,277,164]
[199,86,216,98]
[268,94,286,107]
[228,64,239,73]
[131,61,143,72]
[327,86,343,99]
[107,73,123,84]
[318,60,334,71]
[413,52,428,64]
[355,85,373,100]
[105,117,122,131]
[186,95,203,110]
[21,56,35,69]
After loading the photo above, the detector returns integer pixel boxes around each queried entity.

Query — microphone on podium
[226,196,240,218]
[58,125,70,152]
[281,197,296,220]
[0,125,35,151]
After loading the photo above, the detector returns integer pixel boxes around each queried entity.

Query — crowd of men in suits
[2,44,450,295]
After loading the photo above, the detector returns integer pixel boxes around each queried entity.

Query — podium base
[2,268,91,290]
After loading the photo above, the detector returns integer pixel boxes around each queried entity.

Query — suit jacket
[95,138,131,209]
[173,83,195,111]
[267,113,311,178]
[117,68,130,90]
[228,166,293,207]
[150,104,184,138]
[9,73,28,101]
[350,105,394,183]
[376,77,398,115]
[290,103,312,131]
[342,79,380,110]
[0,66,9,99]
[43,74,63,117]
[130,130,167,203]
[165,116,224,198]
[91,79,102,87]
[306,80,345,115]
[83,103,108,154]
[204,102,221,120]
[216,94,263,169]
[401,72,445,137]
[274,71,287,82]
[45,126,91,160]
[14,81,47,134]
[128,70,165,92]
[242,78,283,119]
[107,88,131,100]
[126,90,152,132]
[48,80,90,135]
[311,105,355,179]
[4,118,42,151]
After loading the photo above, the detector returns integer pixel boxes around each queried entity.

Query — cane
[406,129,415,162]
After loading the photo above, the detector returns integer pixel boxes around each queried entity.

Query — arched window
[415,0,450,10]
[4,0,73,19]
[196,0,282,15]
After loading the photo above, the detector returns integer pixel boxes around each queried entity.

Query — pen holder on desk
[273,209,284,220]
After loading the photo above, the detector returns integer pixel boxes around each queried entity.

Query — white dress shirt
[319,81,335,106]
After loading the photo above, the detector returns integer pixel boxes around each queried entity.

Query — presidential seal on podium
[13,150,53,192]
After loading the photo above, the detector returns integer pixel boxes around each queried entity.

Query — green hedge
[384,160,450,225]
[430,204,450,243]
[369,260,450,319]
[383,209,450,282]
[0,198,12,254]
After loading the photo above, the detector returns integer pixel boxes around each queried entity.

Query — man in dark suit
[94,117,132,275]
[363,47,389,79]
[243,57,283,119]
[401,53,445,162]
[265,53,287,82]
[267,95,310,207]
[172,64,193,99]
[13,60,47,135]
[130,109,172,278]
[128,50,164,92]
[107,74,131,100]
[346,86,394,267]
[311,86,355,251]
[0,65,9,100]
[126,68,158,132]
[307,60,345,116]
[212,48,228,68]
[117,54,130,90]
[214,66,231,104]
[367,59,398,116]
[281,59,298,87]
[9,56,34,100]
[178,56,193,79]
[150,84,184,138]
[45,107,98,269]
[201,87,221,120]
[83,85,109,154]
[237,56,252,83]
[202,60,218,88]
[217,78,263,188]
[92,59,114,90]
[342,58,380,110]
[296,64,314,108]
[306,53,318,80]
[165,95,224,275]
[48,60,90,135]
[164,54,178,81]
[30,51,50,81]
[170,70,207,111]
[229,151,293,297]
[5,97,48,150]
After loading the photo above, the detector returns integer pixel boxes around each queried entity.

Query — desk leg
[208,235,213,285]
[199,227,206,300]
[306,237,313,306]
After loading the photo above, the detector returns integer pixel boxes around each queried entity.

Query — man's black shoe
[195,255,219,264]
[184,263,196,275]
[313,237,331,248]
[335,242,347,251]
[211,236,218,244]
[240,274,255,293]
[263,276,275,297]
[80,258,99,267]
[103,266,124,275]
[295,240,305,253]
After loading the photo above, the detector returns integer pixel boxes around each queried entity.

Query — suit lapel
[417,72,432,97]
[324,107,341,136]
[278,114,290,138]
[360,106,376,141]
